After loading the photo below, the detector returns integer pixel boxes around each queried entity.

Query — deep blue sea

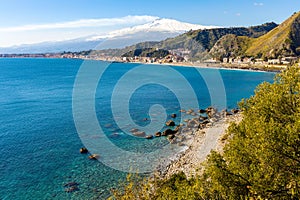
[0,58,275,199]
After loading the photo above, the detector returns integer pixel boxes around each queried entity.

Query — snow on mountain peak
[88,18,219,41]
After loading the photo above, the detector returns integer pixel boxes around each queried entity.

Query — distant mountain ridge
[100,11,300,61]
[91,22,278,60]
[87,18,219,41]
[0,18,217,54]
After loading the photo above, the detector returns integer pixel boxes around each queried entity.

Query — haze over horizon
[0,0,300,47]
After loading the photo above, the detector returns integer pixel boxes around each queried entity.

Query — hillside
[209,34,252,60]
[81,12,300,61]
[121,48,169,58]
[90,22,277,61]
[147,22,277,60]
[246,12,300,58]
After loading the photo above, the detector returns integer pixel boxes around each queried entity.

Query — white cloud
[254,2,264,6]
[0,15,159,32]
[0,15,159,47]
[236,13,241,16]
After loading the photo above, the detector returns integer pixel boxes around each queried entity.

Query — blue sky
[0,0,300,47]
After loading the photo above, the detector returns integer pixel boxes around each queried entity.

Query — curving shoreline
[118,60,284,73]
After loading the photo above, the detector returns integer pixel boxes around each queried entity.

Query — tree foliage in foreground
[110,65,300,200]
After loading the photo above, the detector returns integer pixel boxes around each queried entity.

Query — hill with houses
[84,11,300,66]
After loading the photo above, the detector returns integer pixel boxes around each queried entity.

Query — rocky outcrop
[165,120,175,126]
[89,154,100,160]
[133,131,146,137]
[162,129,175,136]
[79,147,88,154]
[155,132,162,137]
[145,135,154,139]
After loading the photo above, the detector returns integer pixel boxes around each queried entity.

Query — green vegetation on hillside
[209,34,253,60]
[151,22,277,60]
[78,12,300,61]
[246,12,300,58]
[121,48,169,58]
[110,65,300,199]
[89,22,277,61]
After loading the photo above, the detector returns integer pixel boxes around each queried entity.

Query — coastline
[119,60,283,73]
[156,113,242,179]
[1,56,284,73]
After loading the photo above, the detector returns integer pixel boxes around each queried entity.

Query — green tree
[203,65,300,199]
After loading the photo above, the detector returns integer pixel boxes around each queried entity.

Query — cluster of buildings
[223,56,299,65]
[2,49,299,67]
[122,49,190,64]
[204,56,299,66]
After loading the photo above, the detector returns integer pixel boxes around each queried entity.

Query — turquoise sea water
[0,58,275,199]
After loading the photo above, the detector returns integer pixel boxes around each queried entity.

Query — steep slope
[190,22,277,50]
[91,22,277,60]
[209,34,252,60]
[246,12,300,58]
[121,48,169,58]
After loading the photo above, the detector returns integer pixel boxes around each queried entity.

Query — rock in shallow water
[79,148,88,154]
[166,120,175,126]
[132,131,146,137]
[155,132,162,137]
[145,135,154,139]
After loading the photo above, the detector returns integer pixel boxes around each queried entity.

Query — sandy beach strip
[159,113,242,178]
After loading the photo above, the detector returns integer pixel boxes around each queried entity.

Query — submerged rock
[171,113,177,118]
[65,186,79,193]
[132,131,146,137]
[130,128,139,133]
[191,112,197,116]
[64,182,79,193]
[145,135,154,139]
[64,182,79,187]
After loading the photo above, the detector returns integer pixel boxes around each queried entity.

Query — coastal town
[1,48,299,71]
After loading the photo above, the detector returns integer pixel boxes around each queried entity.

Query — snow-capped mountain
[0,18,219,54]
[88,18,219,40]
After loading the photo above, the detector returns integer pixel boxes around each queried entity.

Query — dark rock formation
[162,129,174,136]
[145,135,154,139]
[155,132,162,137]
[79,148,88,154]
[166,120,175,126]
[171,113,177,118]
